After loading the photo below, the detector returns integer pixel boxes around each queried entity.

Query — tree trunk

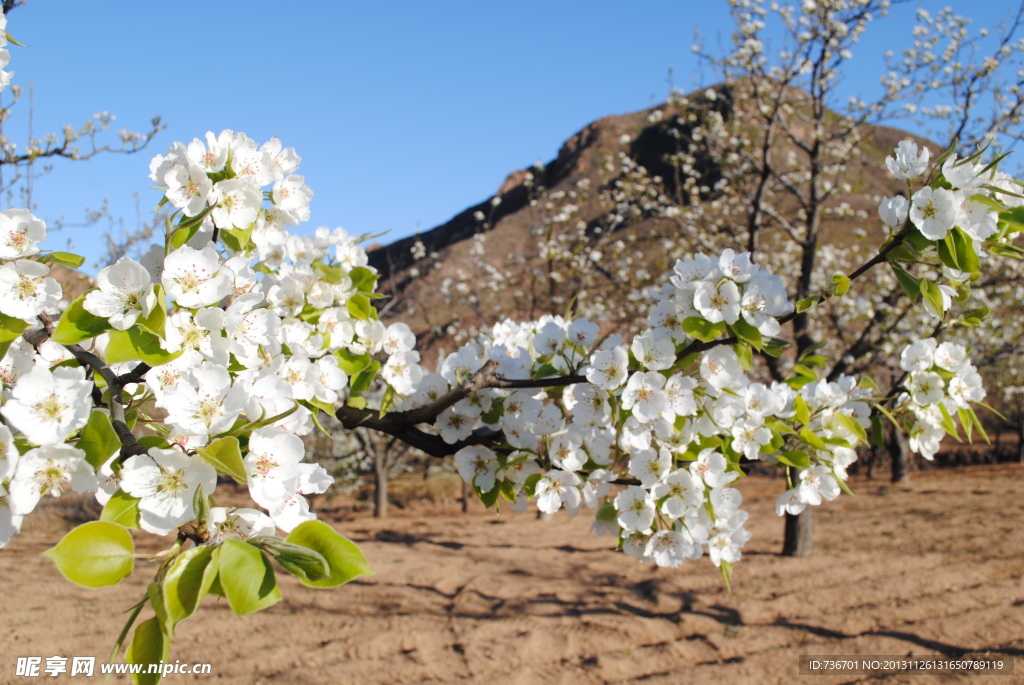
[783,510,814,556]
[1017,418,1024,463]
[782,466,814,556]
[887,423,911,483]
[461,479,470,514]
[373,460,388,518]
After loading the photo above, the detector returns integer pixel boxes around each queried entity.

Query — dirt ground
[1,464,1022,684]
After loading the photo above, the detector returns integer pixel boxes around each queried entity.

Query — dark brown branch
[22,318,149,459]
[335,361,585,458]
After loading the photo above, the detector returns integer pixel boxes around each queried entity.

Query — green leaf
[889,263,921,302]
[937,402,962,440]
[136,284,167,339]
[799,427,828,451]
[523,472,543,498]
[761,336,789,358]
[967,406,990,444]
[870,413,885,449]
[146,581,171,640]
[349,360,380,394]
[956,405,973,442]
[795,294,821,313]
[499,479,517,503]
[987,242,1024,260]
[51,293,112,344]
[125,618,169,685]
[919,279,946,319]
[793,396,811,428]
[38,251,86,268]
[193,484,211,530]
[350,266,379,293]
[312,261,344,285]
[346,293,375,321]
[733,341,753,371]
[958,307,989,327]
[0,313,27,362]
[828,273,851,297]
[335,349,371,375]
[251,536,330,583]
[776,450,810,469]
[106,327,182,366]
[682,317,725,343]
[481,398,504,426]
[595,501,617,522]
[885,243,919,262]
[938,227,981,274]
[162,545,217,631]
[285,520,374,588]
[727,318,762,349]
[217,540,281,615]
[379,385,397,418]
[169,207,212,248]
[80,410,122,470]
[220,226,254,253]
[197,437,247,484]
[42,521,134,588]
[137,435,170,451]
[792,363,817,380]
[834,413,868,446]
[478,481,501,508]
[100,490,141,529]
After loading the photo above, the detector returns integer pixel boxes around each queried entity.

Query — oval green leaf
[285,520,374,588]
[51,293,113,345]
[125,617,169,685]
[163,545,218,630]
[80,410,121,470]
[217,540,281,615]
[197,436,246,484]
[100,489,141,529]
[42,521,134,588]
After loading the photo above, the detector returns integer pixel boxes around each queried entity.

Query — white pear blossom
[585,346,628,390]
[158,362,246,436]
[83,258,156,330]
[455,445,500,492]
[886,139,930,179]
[2,366,92,445]
[0,259,61,323]
[7,445,96,516]
[909,187,957,240]
[0,208,46,259]
[535,469,583,516]
[120,448,217,535]
[165,165,213,217]
[203,507,276,544]
[615,485,656,533]
[162,245,234,308]
[622,371,669,422]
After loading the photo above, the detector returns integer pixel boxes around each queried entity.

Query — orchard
[1,1,1023,682]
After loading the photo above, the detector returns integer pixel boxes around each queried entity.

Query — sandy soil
[1,464,1022,684]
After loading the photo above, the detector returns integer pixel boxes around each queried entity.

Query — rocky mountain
[367,86,925,343]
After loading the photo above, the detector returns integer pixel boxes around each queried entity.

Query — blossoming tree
[0,3,1023,683]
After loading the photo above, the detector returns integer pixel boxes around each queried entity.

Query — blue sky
[1,1,1020,271]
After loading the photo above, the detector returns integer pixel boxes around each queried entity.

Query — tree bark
[373,459,389,518]
[1017,418,1024,463]
[783,509,814,556]
[887,423,911,483]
